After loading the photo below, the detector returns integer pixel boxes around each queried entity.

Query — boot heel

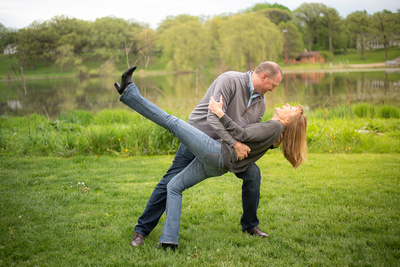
[114,82,121,91]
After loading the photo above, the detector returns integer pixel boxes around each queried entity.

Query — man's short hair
[254,61,282,78]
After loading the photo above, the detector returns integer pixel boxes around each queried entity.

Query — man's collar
[248,71,261,108]
[249,71,255,95]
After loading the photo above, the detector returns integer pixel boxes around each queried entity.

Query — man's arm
[205,76,237,146]
[206,75,251,160]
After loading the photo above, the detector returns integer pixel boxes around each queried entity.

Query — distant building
[4,44,18,55]
[357,34,399,50]
[284,51,325,64]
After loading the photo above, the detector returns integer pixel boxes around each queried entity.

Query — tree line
[0,2,399,73]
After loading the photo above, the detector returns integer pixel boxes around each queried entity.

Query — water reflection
[0,70,399,118]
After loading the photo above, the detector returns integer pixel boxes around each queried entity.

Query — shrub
[330,105,351,119]
[319,51,335,62]
[377,105,400,119]
[0,108,399,156]
[307,106,351,120]
[59,110,94,126]
[94,109,135,125]
[354,103,375,118]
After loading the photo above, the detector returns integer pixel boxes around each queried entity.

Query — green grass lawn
[1,154,399,266]
[277,47,400,71]
[333,47,400,64]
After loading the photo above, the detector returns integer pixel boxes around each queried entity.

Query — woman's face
[275,104,299,124]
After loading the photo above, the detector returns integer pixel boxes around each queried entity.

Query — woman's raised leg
[118,79,224,175]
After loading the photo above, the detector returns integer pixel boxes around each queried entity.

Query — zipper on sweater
[243,96,263,116]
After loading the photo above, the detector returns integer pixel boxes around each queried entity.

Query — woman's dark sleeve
[219,114,282,142]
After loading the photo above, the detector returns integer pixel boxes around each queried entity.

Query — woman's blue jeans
[120,83,227,245]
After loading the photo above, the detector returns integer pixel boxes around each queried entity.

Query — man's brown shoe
[130,232,144,247]
[243,227,269,238]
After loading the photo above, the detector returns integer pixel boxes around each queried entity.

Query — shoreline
[1,63,399,81]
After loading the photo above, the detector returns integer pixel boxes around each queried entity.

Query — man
[130,61,282,247]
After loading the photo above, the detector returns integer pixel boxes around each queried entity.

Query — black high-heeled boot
[114,66,137,95]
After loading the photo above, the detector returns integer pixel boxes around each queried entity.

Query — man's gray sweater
[188,71,266,148]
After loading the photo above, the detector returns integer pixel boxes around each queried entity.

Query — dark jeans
[134,144,261,237]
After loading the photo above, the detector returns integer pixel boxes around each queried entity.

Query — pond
[1,69,399,118]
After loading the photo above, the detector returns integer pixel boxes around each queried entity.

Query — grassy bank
[0,154,399,265]
[1,47,400,80]
[1,105,399,157]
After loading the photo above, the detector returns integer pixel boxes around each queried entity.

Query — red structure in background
[284,51,325,64]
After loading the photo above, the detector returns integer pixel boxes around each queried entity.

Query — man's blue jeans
[120,83,261,244]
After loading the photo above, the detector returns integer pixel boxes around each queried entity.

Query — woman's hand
[273,133,284,148]
[209,96,224,118]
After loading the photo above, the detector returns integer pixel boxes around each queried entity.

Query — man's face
[257,73,282,95]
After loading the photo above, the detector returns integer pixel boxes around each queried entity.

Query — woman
[115,67,307,249]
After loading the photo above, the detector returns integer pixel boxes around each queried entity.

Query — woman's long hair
[281,105,307,169]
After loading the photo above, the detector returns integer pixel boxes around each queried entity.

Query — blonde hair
[281,105,307,169]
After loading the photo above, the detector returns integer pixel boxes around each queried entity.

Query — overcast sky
[1,0,398,29]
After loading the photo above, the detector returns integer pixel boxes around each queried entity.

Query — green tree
[16,21,44,69]
[136,28,157,67]
[55,44,75,70]
[293,3,324,51]
[204,17,225,43]
[157,14,200,34]
[204,17,226,67]
[15,16,89,69]
[55,44,86,73]
[218,13,283,70]
[331,19,348,53]
[53,17,90,55]
[371,10,398,61]
[346,11,370,60]
[256,8,292,25]
[39,16,89,64]
[320,6,341,54]
[88,16,130,64]
[243,2,291,25]
[278,21,303,60]
[0,24,17,52]
[244,2,290,12]
[124,21,149,67]
[158,19,212,71]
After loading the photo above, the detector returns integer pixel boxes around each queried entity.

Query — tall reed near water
[0,104,399,157]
